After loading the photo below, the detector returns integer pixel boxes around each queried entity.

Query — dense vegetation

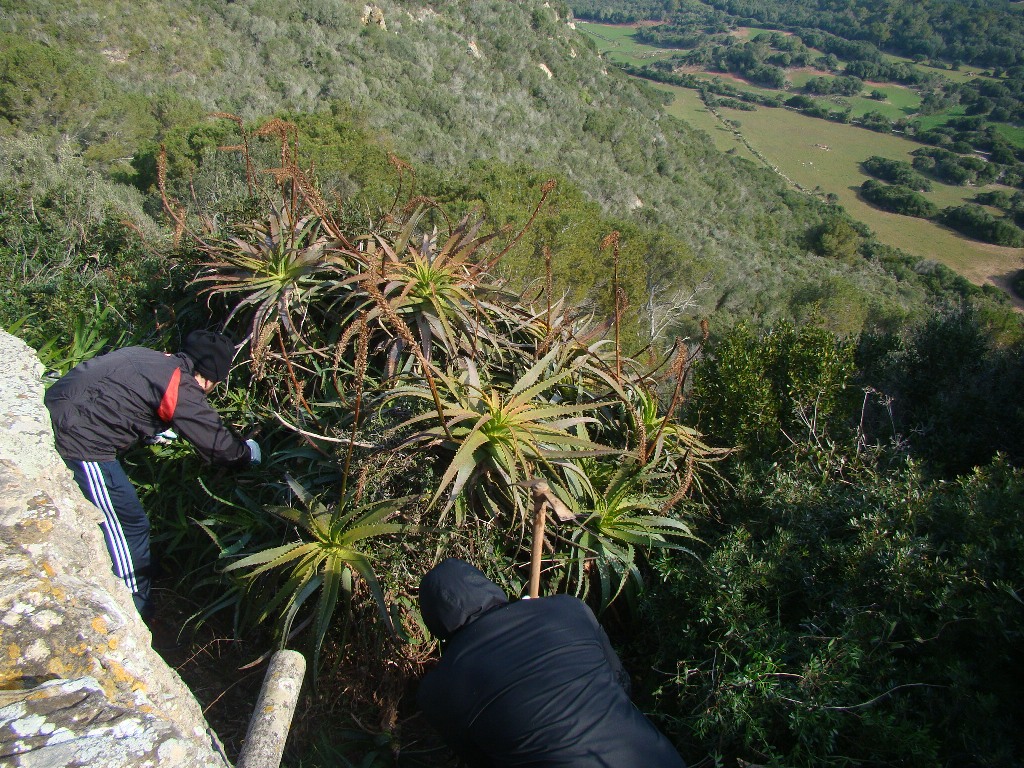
[2,1,1024,767]
[860,179,939,219]
[975,189,1024,230]
[911,146,1000,187]
[6,0,1015,344]
[636,311,1024,766]
[940,203,1024,247]
[861,156,932,192]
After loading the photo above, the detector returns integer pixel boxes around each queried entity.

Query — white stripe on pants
[81,460,140,594]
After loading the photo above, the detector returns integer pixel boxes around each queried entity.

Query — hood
[419,558,509,641]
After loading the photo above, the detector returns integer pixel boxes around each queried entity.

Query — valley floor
[582,21,1024,307]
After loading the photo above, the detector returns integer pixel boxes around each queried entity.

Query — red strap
[158,368,181,422]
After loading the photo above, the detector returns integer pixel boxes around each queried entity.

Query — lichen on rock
[0,330,229,767]
[0,677,221,767]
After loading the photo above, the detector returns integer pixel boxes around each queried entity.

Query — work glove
[145,429,179,446]
[246,438,262,465]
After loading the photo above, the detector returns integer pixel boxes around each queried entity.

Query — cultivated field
[713,104,1023,300]
[580,22,1024,304]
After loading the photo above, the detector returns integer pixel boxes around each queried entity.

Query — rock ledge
[0,330,230,767]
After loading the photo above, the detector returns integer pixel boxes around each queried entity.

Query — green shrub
[1012,269,1024,299]
[861,156,932,191]
[860,179,938,219]
[690,322,857,461]
[940,204,1024,247]
[856,305,1024,474]
[0,140,177,348]
[637,455,1024,767]
[809,216,862,263]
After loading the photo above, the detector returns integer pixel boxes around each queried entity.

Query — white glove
[146,429,178,445]
[246,438,262,465]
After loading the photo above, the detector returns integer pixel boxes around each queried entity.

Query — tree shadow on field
[990,267,1024,311]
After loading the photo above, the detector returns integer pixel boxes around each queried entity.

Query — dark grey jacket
[44,346,250,466]
[417,559,686,768]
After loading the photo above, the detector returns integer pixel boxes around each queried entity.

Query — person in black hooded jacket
[416,558,686,768]
[44,330,260,618]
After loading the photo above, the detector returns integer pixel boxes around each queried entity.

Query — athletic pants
[65,459,153,617]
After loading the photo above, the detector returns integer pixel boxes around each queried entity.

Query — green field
[995,123,1024,146]
[846,90,918,120]
[577,22,677,67]
[714,103,1024,298]
[582,22,1019,145]
[889,55,994,85]
[579,21,1024,303]
[654,82,758,161]
[698,69,916,122]
[913,107,968,132]
[692,72,778,99]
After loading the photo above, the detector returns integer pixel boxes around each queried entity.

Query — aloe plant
[391,347,618,523]
[354,209,521,370]
[33,299,126,376]
[223,476,412,674]
[626,377,730,473]
[558,459,699,612]
[192,200,353,355]
[155,121,718,702]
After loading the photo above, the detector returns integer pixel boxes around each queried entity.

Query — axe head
[517,479,578,523]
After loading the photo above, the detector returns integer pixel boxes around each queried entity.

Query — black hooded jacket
[44,346,250,466]
[417,559,686,768]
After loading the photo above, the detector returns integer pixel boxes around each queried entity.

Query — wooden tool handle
[528,490,548,599]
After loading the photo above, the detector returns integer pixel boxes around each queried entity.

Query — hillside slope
[0,0,972,335]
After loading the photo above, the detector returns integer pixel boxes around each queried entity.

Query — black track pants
[66,459,153,617]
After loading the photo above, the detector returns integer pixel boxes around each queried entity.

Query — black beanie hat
[182,330,234,382]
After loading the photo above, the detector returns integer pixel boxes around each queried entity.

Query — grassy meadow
[786,70,922,120]
[892,57,993,85]
[713,103,1024,298]
[655,82,758,160]
[577,21,677,67]
[996,122,1024,145]
[581,22,1024,304]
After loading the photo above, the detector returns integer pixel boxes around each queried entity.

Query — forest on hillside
[7,0,1020,346]
[2,1,1023,766]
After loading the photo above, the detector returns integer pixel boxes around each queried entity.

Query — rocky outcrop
[361,4,386,29]
[0,330,230,767]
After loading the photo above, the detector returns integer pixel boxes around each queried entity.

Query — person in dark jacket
[417,558,687,768]
[44,330,260,618]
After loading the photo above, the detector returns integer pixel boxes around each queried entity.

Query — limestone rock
[0,330,229,767]
[0,677,220,767]
[361,4,386,29]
